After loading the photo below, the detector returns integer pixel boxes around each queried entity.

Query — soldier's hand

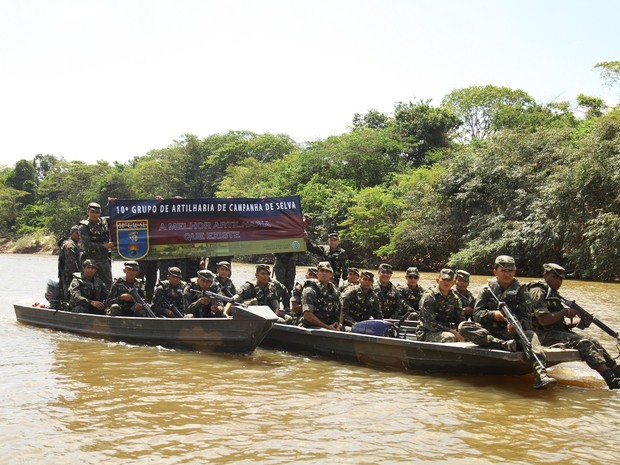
[580,315,593,328]
[494,311,506,322]
[506,323,516,334]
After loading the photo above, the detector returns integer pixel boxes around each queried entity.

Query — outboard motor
[45,277,62,310]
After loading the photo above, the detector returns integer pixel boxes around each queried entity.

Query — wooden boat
[14,303,278,355]
[261,321,582,375]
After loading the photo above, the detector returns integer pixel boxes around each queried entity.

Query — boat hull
[14,304,277,355]
[262,323,582,375]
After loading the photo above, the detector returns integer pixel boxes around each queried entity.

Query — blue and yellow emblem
[116,220,149,260]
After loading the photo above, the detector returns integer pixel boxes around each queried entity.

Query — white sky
[0,0,618,167]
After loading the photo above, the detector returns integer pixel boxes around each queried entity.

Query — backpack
[351,319,399,338]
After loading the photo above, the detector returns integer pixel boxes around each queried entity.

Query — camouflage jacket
[59,239,82,280]
[397,283,425,311]
[78,218,110,260]
[306,240,348,283]
[341,285,382,323]
[454,288,476,309]
[526,280,566,333]
[182,279,225,318]
[473,278,534,332]
[152,280,186,316]
[301,279,341,326]
[233,279,280,311]
[68,272,108,309]
[105,277,146,314]
[215,276,236,298]
[374,281,413,319]
[417,285,464,337]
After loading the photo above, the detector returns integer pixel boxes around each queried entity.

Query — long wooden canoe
[14,303,278,355]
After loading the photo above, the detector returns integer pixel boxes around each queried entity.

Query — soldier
[306,232,348,286]
[68,259,108,314]
[106,261,147,317]
[58,225,82,303]
[152,267,186,318]
[274,214,312,291]
[374,263,414,319]
[339,267,360,293]
[214,261,236,298]
[341,270,382,326]
[528,263,620,390]
[78,202,114,289]
[302,261,342,330]
[454,269,475,321]
[183,269,225,318]
[398,267,425,319]
[458,255,557,390]
[290,266,318,325]
[416,269,465,343]
[224,264,280,316]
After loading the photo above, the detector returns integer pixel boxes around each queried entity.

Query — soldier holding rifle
[183,269,225,318]
[105,261,148,317]
[528,263,620,390]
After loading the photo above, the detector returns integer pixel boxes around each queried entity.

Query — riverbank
[0,235,56,254]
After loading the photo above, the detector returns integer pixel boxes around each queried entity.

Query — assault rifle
[194,289,248,308]
[546,287,620,353]
[120,284,157,318]
[487,286,547,372]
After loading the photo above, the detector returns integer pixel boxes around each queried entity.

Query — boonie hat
[167,267,183,278]
[124,261,140,271]
[197,269,216,280]
[543,263,566,279]
[439,268,455,280]
[317,261,334,272]
[360,270,374,280]
[455,270,470,282]
[494,255,516,270]
[405,267,420,277]
[256,264,271,273]
[378,263,393,272]
[82,259,97,268]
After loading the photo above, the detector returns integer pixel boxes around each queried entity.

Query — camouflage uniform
[306,240,348,285]
[528,280,617,369]
[271,278,292,312]
[417,285,464,342]
[152,279,186,317]
[106,277,147,316]
[302,279,342,327]
[68,272,108,314]
[58,237,82,301]
[374,281,414,319]
[182,279,225,318]
[215,276,236,298]
[454,288,476,321]
[398,283,425,318]
[78,217,112,289]
[233,279,280,312]
[273,252,299,291]
[341,285,382,325]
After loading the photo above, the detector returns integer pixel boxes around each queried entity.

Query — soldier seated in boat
[528,263,620,390]
[289,266,318,326]
[67,259,108,315]
[223,264,280,317]
[454,270,475,321]
[302,261,343,331]
[183,269,225,318]
[105,261,148,316]
[152,267,186,318]
[458,255,557,390]
[397,267,424,319]
[339,267,360,293]
[341,270,382,329]
[374,263,415,319]
[214,261,236,298]
[416,269,465,343]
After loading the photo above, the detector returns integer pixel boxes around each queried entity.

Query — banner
[109,196,307,260]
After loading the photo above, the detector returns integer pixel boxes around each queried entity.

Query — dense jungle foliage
[3,74,620,280]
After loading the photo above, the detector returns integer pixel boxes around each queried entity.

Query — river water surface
[2,254,620,464]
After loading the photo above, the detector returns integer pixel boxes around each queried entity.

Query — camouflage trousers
[538,329,615,369]
[458,320,546,362]
[419,330,457,343]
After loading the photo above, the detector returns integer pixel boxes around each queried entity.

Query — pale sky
[1,0,618,167]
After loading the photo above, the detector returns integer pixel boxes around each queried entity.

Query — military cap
[123,261,140,271]
[378,263,393,272]
[405,267,420,277]
[82,259,97,268]
[455,269,470,282]
[317,261,334,272]
[216,261,231,270]
[439,268,455,280]
[347,267,360,276]
[70,225,79,232]
[494,255,516,270]
[360,270,374,280]
[197,269,216,280]
[543,263,566,279]
[87,202,102,211]
[328,232,340,239]
[307,266,319,275]
[167,266,183,278]
[256,263,271,273]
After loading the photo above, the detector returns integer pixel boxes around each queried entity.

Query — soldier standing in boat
[416,269,465,343]
[302,262,342,330]
[273,214,312,292]
[454,269,475,321]
[58,225,82,303]
[458,255,557,390]
[105,261,147,316]
[306,232,348,286]
[528,263,620,390]
[78,202,114,290]
[68,259,108,314]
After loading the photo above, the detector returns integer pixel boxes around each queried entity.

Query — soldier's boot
[487,336,518,352]
[601,369,620,390]
[532,365,557,390]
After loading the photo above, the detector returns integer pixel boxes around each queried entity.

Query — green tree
[576,93,607,119]
[594,61,620,88]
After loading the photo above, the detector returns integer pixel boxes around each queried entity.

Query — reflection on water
[2,255,620,464]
